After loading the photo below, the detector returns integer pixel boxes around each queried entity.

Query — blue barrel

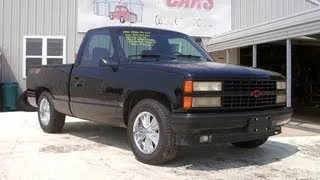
[1,82,19,111]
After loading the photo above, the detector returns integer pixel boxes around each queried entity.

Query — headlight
[277,82,286,90]
[193,82,222,91]
[183,80,222,109]
[276,95,286,104]
[192,97,221,108]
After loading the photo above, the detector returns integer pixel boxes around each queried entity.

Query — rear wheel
[232,138,268,149]
[127,99,177,165]
[38,92,65,133]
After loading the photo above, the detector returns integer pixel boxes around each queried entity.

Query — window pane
[26,58,42,76]
[115,29,210,61]
[80,32,114,67]
[169,38,202,56]
[26,38,42,56]
[47,58,63,65]
[118,34,152,59]
[47,39,64,56]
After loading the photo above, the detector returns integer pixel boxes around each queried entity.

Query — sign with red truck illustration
[109,5,138,23]
[79,0,231,37]
[92,0,143,23]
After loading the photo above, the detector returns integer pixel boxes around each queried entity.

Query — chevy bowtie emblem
[251,90,262,98]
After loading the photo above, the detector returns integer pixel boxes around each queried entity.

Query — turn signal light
[184,80,193,93]
[183,97,192,109]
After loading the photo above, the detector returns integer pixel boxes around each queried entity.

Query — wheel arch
[35,87,51,104]
[123,90,173,126]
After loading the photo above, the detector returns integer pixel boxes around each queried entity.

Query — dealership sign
[78,0,231,37]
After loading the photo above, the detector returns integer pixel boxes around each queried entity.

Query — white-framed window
[23,36,66,78]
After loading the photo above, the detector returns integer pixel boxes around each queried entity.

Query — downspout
[286,39,292,108]
[252,45,257,68]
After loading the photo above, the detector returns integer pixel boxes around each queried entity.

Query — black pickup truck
[26,26,291,165]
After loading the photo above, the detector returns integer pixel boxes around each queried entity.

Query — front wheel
[38,92,65,133]
[232,138,268,149]
[127,99,177,165]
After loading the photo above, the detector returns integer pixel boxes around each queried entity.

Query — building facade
[0,0,77,93]
[1,0,320,108]
[207,0,320,108]
[0,0,228,94]
[208,0,320,64]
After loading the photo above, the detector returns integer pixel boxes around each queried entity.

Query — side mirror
[99,58,118,68]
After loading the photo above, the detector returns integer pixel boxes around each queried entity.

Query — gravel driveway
[0,112,319,180]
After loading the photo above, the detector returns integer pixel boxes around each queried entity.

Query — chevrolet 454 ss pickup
[26,27,291,165]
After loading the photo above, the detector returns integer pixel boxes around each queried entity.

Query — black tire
[120,16,125,23]
[37,91,65,133]
[127,99,178,165]
[109,14,114,20]
[232,138,268,149]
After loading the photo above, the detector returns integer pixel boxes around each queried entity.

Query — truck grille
[222,80,278,109]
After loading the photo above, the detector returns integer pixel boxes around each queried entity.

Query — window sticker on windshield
[123,31,156,47]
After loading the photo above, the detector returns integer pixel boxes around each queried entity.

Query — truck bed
[27,64,74,115]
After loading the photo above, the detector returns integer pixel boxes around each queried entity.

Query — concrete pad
[280,126,319,137]
[0,112,320,180]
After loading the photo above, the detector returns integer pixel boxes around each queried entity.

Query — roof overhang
[206,8,320,52]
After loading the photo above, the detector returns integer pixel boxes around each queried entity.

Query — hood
[136,60,284,80]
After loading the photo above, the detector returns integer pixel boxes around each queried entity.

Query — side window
[80,32,114,67]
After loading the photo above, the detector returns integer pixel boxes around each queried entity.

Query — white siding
[0,0,77,92]
[232,0,319,30]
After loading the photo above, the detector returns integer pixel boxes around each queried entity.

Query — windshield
[115,28,213,62]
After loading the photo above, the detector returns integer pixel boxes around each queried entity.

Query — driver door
[70,29,123,126]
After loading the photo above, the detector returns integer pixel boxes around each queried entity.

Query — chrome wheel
[133,112,160,154]
[39,98,51,126]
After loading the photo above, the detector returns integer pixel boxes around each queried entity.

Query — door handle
[74,77,82,88]
[75,82,83,88]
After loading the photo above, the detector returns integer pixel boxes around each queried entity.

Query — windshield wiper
[128,54,176,60]
[176,54,211,61]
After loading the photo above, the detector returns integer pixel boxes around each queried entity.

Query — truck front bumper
[171,107,292,146]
